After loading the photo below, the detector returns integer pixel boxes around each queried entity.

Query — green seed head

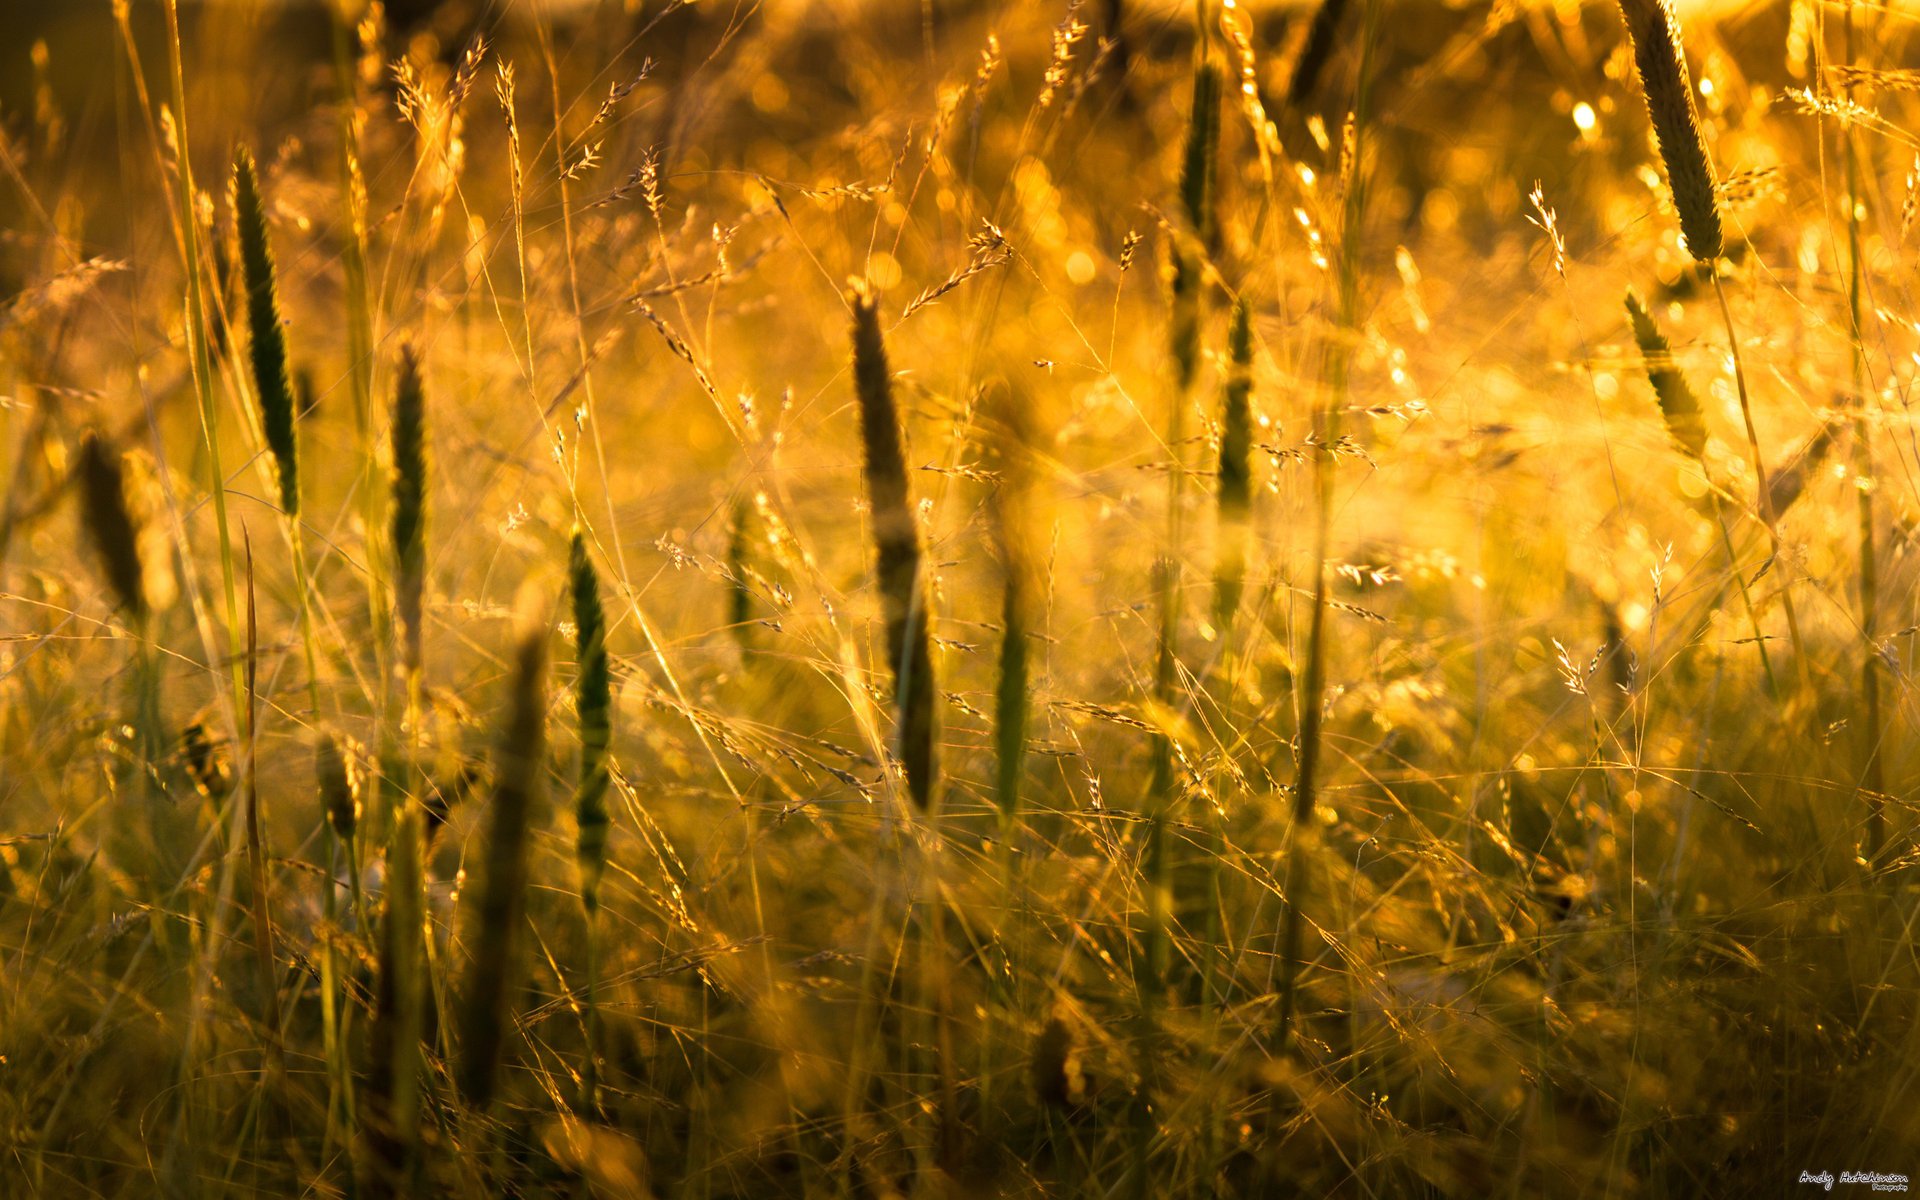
[233,146,301,514]
[315,728,360,842]
[77,430,148,619]
[1618,0,1722,262]
[1624,289,1709,460]
[391,345,428,675]
[570,530,612,913]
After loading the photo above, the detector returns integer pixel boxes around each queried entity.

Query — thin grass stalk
[849,278,938,811]
[155,0,245,722]
[1842,2,1886,865]
[1275,0,1380,1081]
[994,572,1031,828]
[1204,292,1254,1055]
[455,598,550,1112]
[236,143,347,1151]
[1147,42,1222,995]
[241,537,284,1076]
[330,4,384,658]
[1712,273,1808,679]
[570,530,612,1117]
[1134,39,1223,1200]
[983,385,1042,1125]
[158,1,253,1169]
[992,394,1041,837]
[1616,0,1805,681]
[1198,295,1254,1185]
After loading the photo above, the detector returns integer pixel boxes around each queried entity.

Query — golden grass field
[2,0,1918,1195]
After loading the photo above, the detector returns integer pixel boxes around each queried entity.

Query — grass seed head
[1288,0,1352,111]
[1625,289,1709,460]
[849,278,939,810]
[315,728,360,843]
[390,344,428,676]
[455,585,550,1110]
[233,146,301,514]
[1618,0,1722,261]
[570,530,612,913]
[1179,57,1222,250]
[77,430,147,620]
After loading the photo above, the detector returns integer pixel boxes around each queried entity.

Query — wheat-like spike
[1766,421,1840,519]
[1179,58,1221,250]
[850,278,938,811]
[1214,297,1255,629]
[455,595,549,1109]
[390,345,427,676]
[570,530,612,913]
[315,728,360,843]
[77,430,147,618]
[1617,0,1722,262]
[233,146,301,513]
[1624,290,1709,459]
[1287,0,1350,110]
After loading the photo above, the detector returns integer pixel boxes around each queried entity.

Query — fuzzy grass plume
[1168,57,1221,394]
[850,277,938,811]
[233,146,301,513]
[1180,57,1222,253]
[570,530,613,1117]
[76,430,146,618]
[1618,0,1722,261]
[1624,289,1709,459]
[455,591,550,1110]
[315,729,359,844]
[570,530,611,913]
[390,345,428,676]
[1287,0,1351,110]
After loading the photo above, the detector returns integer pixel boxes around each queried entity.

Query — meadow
[1,0,1917,1195]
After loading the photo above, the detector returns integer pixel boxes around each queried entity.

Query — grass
[3,0,1919,1195]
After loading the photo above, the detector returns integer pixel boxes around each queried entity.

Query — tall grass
[455,590,550,1112]
[849,278,938,811]
[9,3,1920,1196]
[569,529,612,1117]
